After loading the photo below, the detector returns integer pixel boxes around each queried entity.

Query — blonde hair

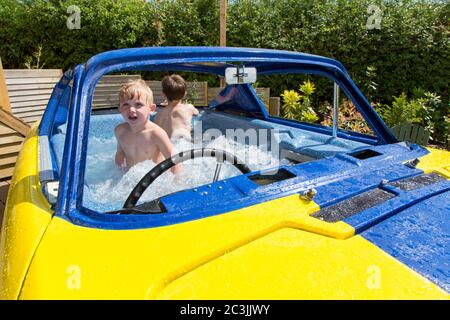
[118,79,154,106]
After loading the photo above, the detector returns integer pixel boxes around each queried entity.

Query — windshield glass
[82,111,290,212]
[51,68,376,213]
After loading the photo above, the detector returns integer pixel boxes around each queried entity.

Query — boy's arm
[154,129,181,174]
[172,105,198,125]
[115,142,126,168]
[184,103,199,116]
[114,126,126,168]
[191,104,199,116]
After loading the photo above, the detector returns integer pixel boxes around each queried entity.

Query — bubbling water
[83,135,288,212]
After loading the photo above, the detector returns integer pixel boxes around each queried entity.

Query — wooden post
[220,0,227,47]
[219,0,227,88]
[155,0,163,46]
[269,97,280,117]
[0,58,11,113]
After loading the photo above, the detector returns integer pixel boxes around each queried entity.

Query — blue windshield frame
[41,46,398,227]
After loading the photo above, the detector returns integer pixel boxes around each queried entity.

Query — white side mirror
[225,66,257,85]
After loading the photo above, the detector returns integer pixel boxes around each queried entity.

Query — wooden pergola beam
[0,57,11,113]
[0,106,30,137]
[220,0,227,47]
[219,0,227,87]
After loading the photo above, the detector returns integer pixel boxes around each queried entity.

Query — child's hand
[115,152,127,171]
[173,174,183,185]
[120,159,127,171]
[171,163,182,175]
[171,164,183,185]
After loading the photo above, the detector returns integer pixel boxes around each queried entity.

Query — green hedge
[1,0,448,143]
[0,0,154,70]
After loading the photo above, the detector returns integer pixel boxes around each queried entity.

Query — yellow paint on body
[18,194,447,299]
[417,147,450,178]
[157,229,448,299]
[0,127,54,299]
[2,131,449,299]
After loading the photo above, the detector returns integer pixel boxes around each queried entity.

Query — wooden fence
[1,69,60,183]
[93,75,141,109]
[146,80,209,106]
[93,78,278,112]
[4,71,279,115]
[4,69,63,125]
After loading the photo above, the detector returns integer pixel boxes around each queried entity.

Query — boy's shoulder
[115,122,130,136]
[144,121,166,136]
[144,122,170,143]
[185,103,199,114]
[172,103,198,115]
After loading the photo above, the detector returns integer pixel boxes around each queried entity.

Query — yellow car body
[1,47,449,300]
[1,127,448,299]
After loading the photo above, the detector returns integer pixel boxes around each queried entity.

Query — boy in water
[154,74,199,140]
[115,80,180,173]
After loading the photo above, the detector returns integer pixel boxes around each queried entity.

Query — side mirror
[225,66,257,85]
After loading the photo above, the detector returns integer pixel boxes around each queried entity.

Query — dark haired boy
[154,74,199,140]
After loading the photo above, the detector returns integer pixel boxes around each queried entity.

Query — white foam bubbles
[83,133,288,212]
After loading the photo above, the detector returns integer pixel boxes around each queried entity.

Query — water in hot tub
[83,116,288,212]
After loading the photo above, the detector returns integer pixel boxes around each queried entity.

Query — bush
[281,80,319,122]
[375,90,449,145]
[321,99,374,135]
[0,0,29,67]
[0,0,155,70]
[156,0,220,46]
[374,93,422,128]
[0,0,448,144]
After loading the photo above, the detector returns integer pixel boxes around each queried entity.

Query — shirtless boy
[154,74,199,140]
[115,80,180,173]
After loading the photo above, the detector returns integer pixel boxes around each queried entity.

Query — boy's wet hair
[119,79,154,106]
[162,74,187,101]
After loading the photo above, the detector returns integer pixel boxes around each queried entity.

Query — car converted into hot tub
[0,47,449,299]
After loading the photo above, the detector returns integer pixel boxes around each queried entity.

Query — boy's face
[119,95,155,130]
